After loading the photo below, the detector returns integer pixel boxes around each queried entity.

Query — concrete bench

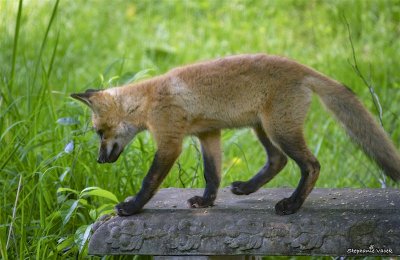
[89,188,400,258]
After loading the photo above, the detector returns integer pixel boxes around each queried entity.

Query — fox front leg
[188,130,221,208]
[115,143,182,216]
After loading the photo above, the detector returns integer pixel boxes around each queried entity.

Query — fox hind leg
[188,130,221,208]
[255,84,319,215]
[231,125,287,195]
[269,128,320,215]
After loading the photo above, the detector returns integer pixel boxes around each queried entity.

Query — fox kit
[71,54,400,216]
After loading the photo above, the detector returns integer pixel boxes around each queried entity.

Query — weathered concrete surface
[89,188,400,256]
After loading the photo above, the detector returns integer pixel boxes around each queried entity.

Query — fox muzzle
[97,142,123,163]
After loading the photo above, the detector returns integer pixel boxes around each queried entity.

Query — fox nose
[97,150,107,163]
[97,142,108,163]
[97,142,121,163]
[97,157,106,164]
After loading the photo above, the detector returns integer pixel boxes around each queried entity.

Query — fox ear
[70,89,100,107]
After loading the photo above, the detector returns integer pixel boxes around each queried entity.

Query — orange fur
[71,54,400,216]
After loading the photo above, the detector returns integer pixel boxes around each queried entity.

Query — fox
[71,54,400,216]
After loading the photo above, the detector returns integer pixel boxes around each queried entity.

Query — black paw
[187,196,214,208]
[275,197,301,215]
[115,201,141,216]
[231,181,255,195]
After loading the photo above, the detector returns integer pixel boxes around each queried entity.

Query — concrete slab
[89,188,400,256]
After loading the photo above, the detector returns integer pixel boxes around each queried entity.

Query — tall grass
[1,0,399,258]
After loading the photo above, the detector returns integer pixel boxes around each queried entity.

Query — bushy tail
[305,75,400,181]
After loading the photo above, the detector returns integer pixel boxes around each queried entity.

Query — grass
[1,0,399,258]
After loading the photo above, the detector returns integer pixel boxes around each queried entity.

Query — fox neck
[117,76,164,130]
[105,81,152,130]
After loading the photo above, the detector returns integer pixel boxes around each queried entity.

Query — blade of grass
[6,0,23,119]
[6,175,22,252]
[8,0,23,93]
[344,15,384,127]
[0,224,8,260]
[29,0,60,113]
[19,186,25,260]
[33,30,60,123]
[0,136,25,172]
[44,31,60,121]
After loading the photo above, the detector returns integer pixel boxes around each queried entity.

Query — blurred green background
[1,0,399,258]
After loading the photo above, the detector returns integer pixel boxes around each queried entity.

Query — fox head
[71,89,139,163]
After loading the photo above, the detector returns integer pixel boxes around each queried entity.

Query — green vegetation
[1,0,399,258]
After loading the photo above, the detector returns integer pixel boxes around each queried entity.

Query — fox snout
[97,142,123,163]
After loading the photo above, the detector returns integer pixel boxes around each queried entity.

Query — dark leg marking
[272,133,320,215]
[188,152,219,208]
[116,151,178,216]
[188,131,221,208]
[231,125,287,195]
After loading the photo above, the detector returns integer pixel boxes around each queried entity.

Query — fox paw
[275,197,301,215]
[231,181,255,195]
[115,201,141,216]
[187,196,214,208]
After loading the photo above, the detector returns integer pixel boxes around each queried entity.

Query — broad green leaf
[62,200,79,226]
[78,198,88,207]
[89,209,97,221]
[96,203,116,218]
[74,224,93,253]
[81,188,118,203]
[57,187,78,195]
[80,186,101,193]
[56,236,74,253]
[59,167,70,182]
